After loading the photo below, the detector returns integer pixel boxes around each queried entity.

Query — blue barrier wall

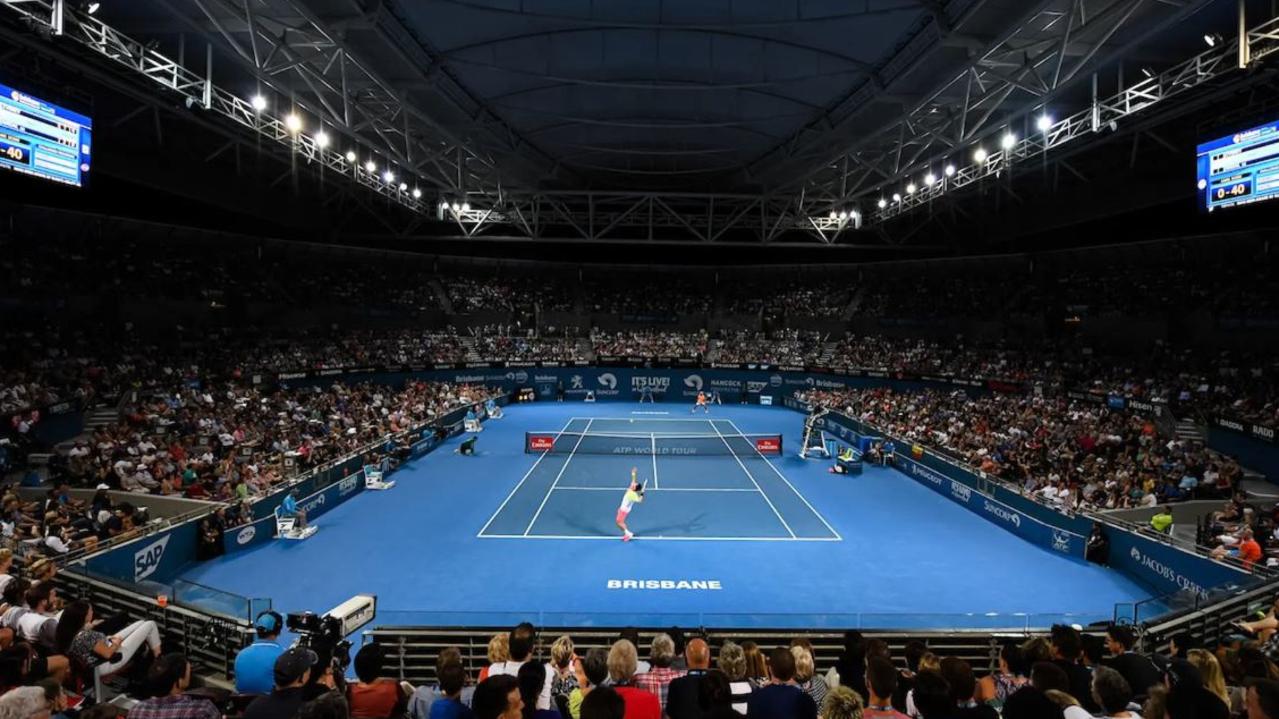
[1207,427,1278,484]
[82,519,201,585]
[1105,526,1255,598]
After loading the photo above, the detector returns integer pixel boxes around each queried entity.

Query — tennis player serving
[616,467,644,542]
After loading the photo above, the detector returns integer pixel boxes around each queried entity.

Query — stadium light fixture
[973,147,988,163]
[382,170,395,183]
[364,160,376,173]
[87,3,99,14]
[344,150,356,163]
[1001,132,1016,150]
[1141,67,1153,78]
[398,182,408,191]
[284,113,302,134]
[413,188,422,199]
[924,172,936,186]
[1036,114,1053,132]
[461,202,471,212]
[1204,33,1222,47]
[839,210,849,220]
[877,198,887,209]
[906,183,917,194]
[829,210,838,219]
[451,202,460,212]
[250,94,267,112]
[440,201,450,210]
[944,164,956,177]
[314,130,330,149]
[892,193,902,203]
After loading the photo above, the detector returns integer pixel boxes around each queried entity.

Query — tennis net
[524,431,782,457]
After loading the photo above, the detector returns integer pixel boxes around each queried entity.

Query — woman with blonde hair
[791,645,828,709]
[478,633,509,683]
[546,635,578,713]
[1187,648,1230,708]
[820,685,864,719]
[741,641,769,688]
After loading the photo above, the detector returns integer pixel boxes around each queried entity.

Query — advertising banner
[1105,527,1252,598]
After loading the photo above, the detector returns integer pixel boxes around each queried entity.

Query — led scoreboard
[1197,120,1279,212]
[0,81,92,188]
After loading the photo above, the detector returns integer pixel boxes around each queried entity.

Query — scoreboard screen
[1197,120,1279,212]
[0,81,92,188]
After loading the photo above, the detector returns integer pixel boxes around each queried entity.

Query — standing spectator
[234,611,285,695]
[126,654,220,719]
[473,676,523,719]
[1151,506,1174,534]
[665,638,710,719]
[745,647,816,719]
[635,634,684,710]
[605,640,659,719]
[489,624,536,680]
[715,641,753,714]
[1102,626,1162,701]
[833,632,867,702]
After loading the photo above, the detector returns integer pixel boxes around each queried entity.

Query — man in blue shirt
[746,647,816,719]
[234,611,285,694]
[280,490,307,531]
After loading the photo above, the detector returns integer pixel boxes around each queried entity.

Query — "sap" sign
[134,535,171,582]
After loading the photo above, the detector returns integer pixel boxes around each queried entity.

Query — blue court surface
[178,402,1154,630]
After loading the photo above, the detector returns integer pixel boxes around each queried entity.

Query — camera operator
[243,646,320,719]
[234,611,285,695]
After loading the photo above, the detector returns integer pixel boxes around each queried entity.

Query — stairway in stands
[1175,417,1207,444]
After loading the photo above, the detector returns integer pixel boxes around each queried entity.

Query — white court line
[725,419,843,541]
[478,534,841,542]
[553,486,759,492]
[523,418,594,535]
[710,421,796,538]
[651,433,659,490]
[630,411,670,415]
[477,417,576,537]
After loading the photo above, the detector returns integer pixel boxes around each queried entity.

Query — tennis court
[478,418,840,541]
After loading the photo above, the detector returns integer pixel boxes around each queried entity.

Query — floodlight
[365,160,377,173]
[251,94,267,112]
[973,147,988,163]
[314,131,330,148]
[344,150,356,162]
[1001,132,1016,150]
[877,198,887,209]
[944,164,956,177]
[1036,114,1053,132]
[284,113,302,133]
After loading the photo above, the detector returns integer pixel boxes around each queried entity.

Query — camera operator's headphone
[255,610,284,637]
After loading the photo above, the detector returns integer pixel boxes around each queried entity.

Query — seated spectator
[428,664,473,719]
[909,671,954,719]
[567,648,609,719]
[975,642,1028,710]
[478,634,510,684]
[517,662,559,719]
[347,643,409,719]
[545,636,578,715]
[1101,625,1161,700]
[1186,649,1230,710]
[863,657,907,718]
[126,653,220,719]
[54,599,162,679]
[1001,663,1069,719]
[789,645,826,710]
[695,671,739,719]
[489,623,536,680]
[823,680,864,716]
[605,640,659,719]
[938,658,994,719]
[235,611,285,695]
[411,648,476,719]
[740,642,767,689]
[1249,679,1279,719]
[15,586,58,652]
[714,641,752,715]
[1089,666,1138,719]
[0,685,50,719]
[300,691,352,719]
[473,676,522,719]
[244,647,320,719]
[579,687,623,719]
[745,647,815,719]
[665,638,710,719]
[635,634,683,709]
[1163,658,1228,718]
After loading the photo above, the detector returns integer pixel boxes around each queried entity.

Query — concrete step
[24,453,52,467]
